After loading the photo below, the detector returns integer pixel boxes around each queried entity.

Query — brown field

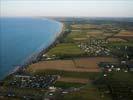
[28,57,117,72]
[87,30,103,37]
[112,30,133,41]
[74,57,117,68]
[107,38,127,42]
[115,30,133,36]
[73,37,87,41]
[57,77,89,84]
[71,30,81,32]
[113,30,133,40]
[71,24,100,29]
[113,36,133,40]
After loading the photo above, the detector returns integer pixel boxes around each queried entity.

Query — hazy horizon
[1,0,133,17]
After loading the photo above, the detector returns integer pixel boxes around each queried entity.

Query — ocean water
[0,18,62,80]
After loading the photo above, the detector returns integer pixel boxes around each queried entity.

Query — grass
[63,29,104,43]
[1,86,47,94]
[1,86,46,99]
[63,31,87,42]
[59,84,112,100]
[0,97,21,100]
[30,69,101,80]
[95,71,133,86]
[108,71,133,84]
[54,81,85,89]
[95,72,133,100]
[108,42,133,47]
[47,43,85,58]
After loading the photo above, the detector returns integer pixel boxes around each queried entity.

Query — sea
[0,17,62,80]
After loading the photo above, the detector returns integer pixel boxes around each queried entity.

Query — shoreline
[1,19,65,81]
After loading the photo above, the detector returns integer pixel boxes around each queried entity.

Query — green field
[63,31,87,43]
[0,86,46,100]
[57,84,112,100]
[63,29,105,43]
[54,81,85,89]
[95,72,133,100]
[30,69,100,80]
[108,41,133,47]
[108,71,133,84]
[47,43,85,58]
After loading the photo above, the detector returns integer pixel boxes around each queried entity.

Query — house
[121,61,127,64]
[15,75,30,79]
[49,86,57,92]
[0,81,4,86]
[127,63,133,71]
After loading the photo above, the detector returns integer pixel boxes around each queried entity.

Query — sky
[0,0,133,17]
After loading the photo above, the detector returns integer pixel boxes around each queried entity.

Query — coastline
[2,19,65,81]
[35,21,65,62]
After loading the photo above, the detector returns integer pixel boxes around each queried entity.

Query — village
[0,17,133,100]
